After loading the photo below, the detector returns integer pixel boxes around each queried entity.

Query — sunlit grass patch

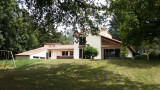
[0,59,160,89]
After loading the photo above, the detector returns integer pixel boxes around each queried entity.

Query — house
[15,28,136,59]
[15,47,47,59]
[16,43,74,59]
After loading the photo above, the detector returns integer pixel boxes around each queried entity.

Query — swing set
[0,50,16,68]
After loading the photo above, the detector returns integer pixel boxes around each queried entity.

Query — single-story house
[15,28,136,59]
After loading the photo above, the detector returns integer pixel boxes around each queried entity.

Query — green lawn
[0,59,160,90]
[0,59,43,68]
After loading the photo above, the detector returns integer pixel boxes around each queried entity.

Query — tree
[109,0,160,46]
[64,30,74,44]
[143,38,160,59]
[0,34,5,48]
[19,0,107,32]
[0,0,70,55]
[109,15,121,40]
[120,45,129,58]
[84,45,99,59]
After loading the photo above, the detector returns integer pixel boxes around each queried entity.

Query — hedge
[134,53,149,60]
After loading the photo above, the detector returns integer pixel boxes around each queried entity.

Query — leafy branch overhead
[20,0,108,31]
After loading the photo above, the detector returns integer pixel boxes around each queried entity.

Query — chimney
[99,27,112,38]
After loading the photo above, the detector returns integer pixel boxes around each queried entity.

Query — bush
[134,55,141,60]
[120,46,129,58]
[84,46,99,59]
[141,53,149,60]
[134,53,149,60]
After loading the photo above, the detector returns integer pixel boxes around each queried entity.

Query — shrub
[134,53,149,60]
[134,55,141,60]
[84,46,99,59]
[141,53,149,60]
[120,46,129,58]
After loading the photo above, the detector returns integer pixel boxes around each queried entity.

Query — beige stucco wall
[73,32,133,59]
[74,38,80,59]
[86,34,101,59]
[16,56,30,60]
[30,51,47,59]
[74,33,101,59]
[101,48,104,59]
[50,50,73,59]
[50,50,61,59]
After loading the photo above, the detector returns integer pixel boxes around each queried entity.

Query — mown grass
[0,59,160,90]
[0,59,43,68]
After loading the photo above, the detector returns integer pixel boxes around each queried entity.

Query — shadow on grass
[0,63,160,90]
[106,59,160,68]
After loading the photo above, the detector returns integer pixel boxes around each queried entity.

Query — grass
[0,59,160,90]
[0,59,43,68]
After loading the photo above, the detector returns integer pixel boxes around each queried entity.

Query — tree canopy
[109,0,160,46]
[19,0,107,32]
[0,0,69,54]
[1,0,160,55]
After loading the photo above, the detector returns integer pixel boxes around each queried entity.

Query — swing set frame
[0,50,16,68]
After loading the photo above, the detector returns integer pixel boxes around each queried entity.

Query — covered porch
[101,36,121,59]
[45,44,74,59]
[47,49,74,59]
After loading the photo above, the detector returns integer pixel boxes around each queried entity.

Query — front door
[79,49,84,59]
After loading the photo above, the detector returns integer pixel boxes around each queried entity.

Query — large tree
[0,0,70,54]
[109,0,160,46]
[109,15,121,40]
[18,0,108,32]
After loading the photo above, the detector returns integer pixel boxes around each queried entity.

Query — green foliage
[134,55,141,60]
[110,0,160,46]
[84,45,99,59]
[0,34,5,48]
[120,45,129,58]
[21,0,106,32]
[0,0,70,54]
[141,53,149,60]
[134,53,149,60]
[142,38,160,60]
[109,16,121,40]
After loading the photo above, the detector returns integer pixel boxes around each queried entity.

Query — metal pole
[11,51,16,67]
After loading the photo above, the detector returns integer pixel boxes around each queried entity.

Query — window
[33,56,39,59]
[40,57,45,59]
[62,51,68,56]
[70,51,73,56]
[115,49,120,57]
[104,49,120,59]
[49,51,51,57]
[108,49,115,57]
[79,37,86,45]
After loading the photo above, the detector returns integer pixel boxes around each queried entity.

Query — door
[46,53,48,59]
